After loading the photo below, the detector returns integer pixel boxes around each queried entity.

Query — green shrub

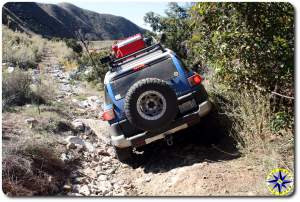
[64,38,83,54]
[189,2,294,98]
[78,50,110,83]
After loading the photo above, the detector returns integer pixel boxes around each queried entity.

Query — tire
[124,78,178,131]
[114,146,132,162]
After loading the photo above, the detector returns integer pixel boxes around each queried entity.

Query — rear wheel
[124,78,178,131]
[113,146,132,162]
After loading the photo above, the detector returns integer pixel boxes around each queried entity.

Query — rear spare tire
[124,78,178,131]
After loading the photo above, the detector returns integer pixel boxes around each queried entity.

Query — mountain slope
[2,2,145,40]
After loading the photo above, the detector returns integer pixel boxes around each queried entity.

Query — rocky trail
[36,50,270,196]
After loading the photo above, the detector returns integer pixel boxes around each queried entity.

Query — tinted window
[111,57,177,100]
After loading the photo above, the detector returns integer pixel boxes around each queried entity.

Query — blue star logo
[267,170,292,193]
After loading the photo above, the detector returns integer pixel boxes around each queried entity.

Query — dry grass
[2,69,58,110]
[2,103,77,196]
[88,40,114,49]
[48,40,75,63]
[2,69,32,109]
[2,26,46,68]
[205,75,294,173]
[2,141,68,196]
[2,26,76,69]
[30,74,58,105]
[61,60,78,71]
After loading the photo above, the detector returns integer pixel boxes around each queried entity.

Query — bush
[48,40,75,62]
[189,2,294,98]
[2,69,32,109]
[77,50,110,83]
[64,38,83,54]
[2,69,57,110]
[30,75,58,105]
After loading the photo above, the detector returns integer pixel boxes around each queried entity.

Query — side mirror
[159,33,167,44]
[100,56,111,64]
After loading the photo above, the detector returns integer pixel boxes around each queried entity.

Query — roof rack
[109,43,165,71]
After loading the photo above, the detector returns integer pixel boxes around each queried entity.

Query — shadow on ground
[127,108,241,173]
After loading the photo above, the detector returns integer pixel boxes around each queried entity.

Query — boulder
[25,118,38,128]
[71,120,85,131]
[65,136,85,146]
[84,142,95,152]
[79,185,90,196]
[7,66,15,73]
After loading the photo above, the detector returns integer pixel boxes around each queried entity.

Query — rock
[63,184,72,191]
[7,66,15,73]
[96,181,113,195]
[97,174,108,181]
[83,167,97,179]
[79,185,90,196]
[79,100,90,108]
[84,70,91,75]
[67,193,83,196]
[65,136,85,146]
[72,184,81,193]
[102,156,112,163]
[60,153,74,162]
[87,96,99,103]
[76,144,85,152]
[71,119,85,131]
[144,176,152,182]
[84,142,95,152]
[72,98,79,103]
[70,171,79,178]
[107,147,114,156]
[72,177,85,184]
[67,143,77,150]
[25,118,38,128]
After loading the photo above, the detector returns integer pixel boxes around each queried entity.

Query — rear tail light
[101,109,115,121]
[188,73,202,86]
[133,64,146,71]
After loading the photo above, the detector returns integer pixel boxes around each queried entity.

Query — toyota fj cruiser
[100,34,212,161]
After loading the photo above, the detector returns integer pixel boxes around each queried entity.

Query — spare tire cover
[124,78,178,131]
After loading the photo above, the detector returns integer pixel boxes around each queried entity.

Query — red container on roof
[112,34,145,58]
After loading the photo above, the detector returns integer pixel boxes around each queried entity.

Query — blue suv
[101,41,212,161]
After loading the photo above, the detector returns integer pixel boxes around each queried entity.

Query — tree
[144,3,192,59]
[189,2,294,97]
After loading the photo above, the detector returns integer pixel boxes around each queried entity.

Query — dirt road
[40,50,271,196]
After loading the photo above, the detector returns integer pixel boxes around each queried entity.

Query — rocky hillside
[2,2,145,40]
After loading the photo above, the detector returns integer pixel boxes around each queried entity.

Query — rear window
[110,57,178,100]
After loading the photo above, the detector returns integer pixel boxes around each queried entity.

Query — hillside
[2,2,145,40]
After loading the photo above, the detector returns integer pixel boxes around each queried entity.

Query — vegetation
[2,26,76,69]
[64,38,83,55]
[145,2,294,170]
[2,27,46,68]
[77,49,110,85]
[2,69,32,108]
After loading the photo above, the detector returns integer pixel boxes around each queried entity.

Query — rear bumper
[110,100,212,148]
